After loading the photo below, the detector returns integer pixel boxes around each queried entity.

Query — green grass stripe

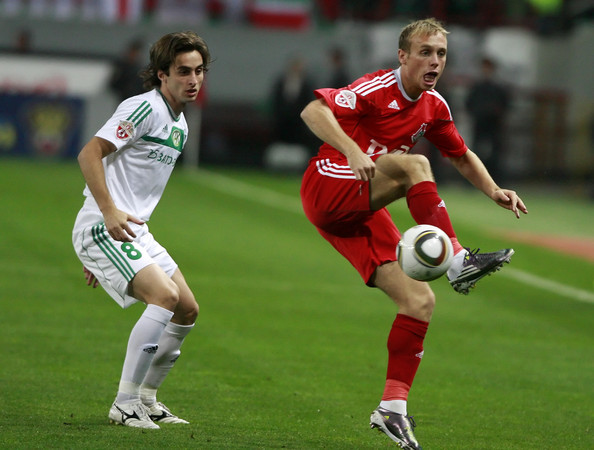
[91,224,135,281]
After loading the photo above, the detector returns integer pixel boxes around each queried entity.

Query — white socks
[116,304,174,404]
[380,399,407,415]
[140,322,194,405]
[447,248,469,281]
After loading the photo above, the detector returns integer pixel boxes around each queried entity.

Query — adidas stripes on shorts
[72,209,177,308]
[300,160,401,286]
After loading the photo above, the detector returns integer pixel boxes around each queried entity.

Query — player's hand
[83,266,100,288]
[348,152,376,181]
[103,208,144,242]
[492,189,528,219]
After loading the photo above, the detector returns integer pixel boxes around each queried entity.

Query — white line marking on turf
[193,169,303,214]
[500,268,594,304]
[195,170,594,305]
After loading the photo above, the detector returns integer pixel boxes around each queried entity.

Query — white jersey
[82,89,188,222]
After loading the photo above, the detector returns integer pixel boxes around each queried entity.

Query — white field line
[193,170,594,305]
[499,268,594,304]
[192,169,303,214]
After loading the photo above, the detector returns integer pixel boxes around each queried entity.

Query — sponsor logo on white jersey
[116,120,134,140]
[335,90,357,110]
[388,100,400,110]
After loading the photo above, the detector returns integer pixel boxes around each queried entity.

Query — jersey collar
[395,67,422,103]
[156,89,181,121]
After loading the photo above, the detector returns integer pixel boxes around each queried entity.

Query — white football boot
[108,400,160,429]
[146,402,189,424]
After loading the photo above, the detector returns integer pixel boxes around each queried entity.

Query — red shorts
[300,159,401,285]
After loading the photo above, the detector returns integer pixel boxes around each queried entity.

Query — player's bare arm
[301,99,375,181]
[449,149,528,218]
[77,136,144,241]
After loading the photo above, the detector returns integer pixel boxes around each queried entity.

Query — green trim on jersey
[157,89,182,121]
[127,101,152,126]
[91,224,136,282]
[141,127,185,152]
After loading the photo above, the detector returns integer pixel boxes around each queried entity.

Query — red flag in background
[248,0,312,30]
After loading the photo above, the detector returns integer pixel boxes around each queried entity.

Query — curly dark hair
[141,31,211,90]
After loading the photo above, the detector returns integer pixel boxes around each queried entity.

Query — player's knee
[403,287,435,321]
[417,289,436,316]
[172,291,199,324]
[406,154,432,178]
[150,280,180,311]
[182,301,199,324]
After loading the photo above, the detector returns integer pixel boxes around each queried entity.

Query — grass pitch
[0,158,592,449]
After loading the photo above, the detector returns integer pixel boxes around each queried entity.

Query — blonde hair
[398,18,449,53]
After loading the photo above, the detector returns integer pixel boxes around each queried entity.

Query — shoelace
[463,247,480,266]
[407,415,417,429]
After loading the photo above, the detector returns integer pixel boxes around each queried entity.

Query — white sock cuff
[144,304,174,325]
[140,385,158,397]
[164,321,194,338]
[119,380,141,396]
[447,249,469,280]
[380,399,407,415]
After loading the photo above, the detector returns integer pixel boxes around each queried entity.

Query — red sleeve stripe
[426,90,453,120]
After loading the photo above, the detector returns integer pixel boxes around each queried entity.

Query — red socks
[382,314,429,401]
[406,181,463,254]
[382,183,463,401]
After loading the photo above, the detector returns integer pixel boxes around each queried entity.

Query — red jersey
[313,68,467,163]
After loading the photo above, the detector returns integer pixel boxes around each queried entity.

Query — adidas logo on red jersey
[388,100,400,110]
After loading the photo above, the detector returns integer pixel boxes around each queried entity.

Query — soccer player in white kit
[72,31,210,429]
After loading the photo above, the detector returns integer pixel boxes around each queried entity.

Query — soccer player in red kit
[300,18,527,449]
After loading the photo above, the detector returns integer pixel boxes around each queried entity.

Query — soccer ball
[397,225,454,281]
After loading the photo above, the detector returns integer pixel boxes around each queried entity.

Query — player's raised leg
[372,153,514,295]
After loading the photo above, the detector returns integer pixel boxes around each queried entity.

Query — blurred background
[0,0,592,195]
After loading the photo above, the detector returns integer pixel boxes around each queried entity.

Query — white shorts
[72,208,178,308]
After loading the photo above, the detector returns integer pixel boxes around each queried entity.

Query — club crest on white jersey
[116,120,134,140]
[171,129,182,148]
[335,90,357,110]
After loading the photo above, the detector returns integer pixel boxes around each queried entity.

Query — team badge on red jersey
[411,123,428,143]
[116,120,135,140]
[335,90,357,110]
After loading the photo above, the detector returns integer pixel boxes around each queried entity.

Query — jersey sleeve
[314,85,375,121]
[95,97,155,151]
[425,99,468,158]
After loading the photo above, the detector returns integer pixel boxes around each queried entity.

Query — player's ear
[157,70,167,83]
[397,49,407,65]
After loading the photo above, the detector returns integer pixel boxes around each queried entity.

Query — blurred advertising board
[0,54,112,159]
[0,92,83,158]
